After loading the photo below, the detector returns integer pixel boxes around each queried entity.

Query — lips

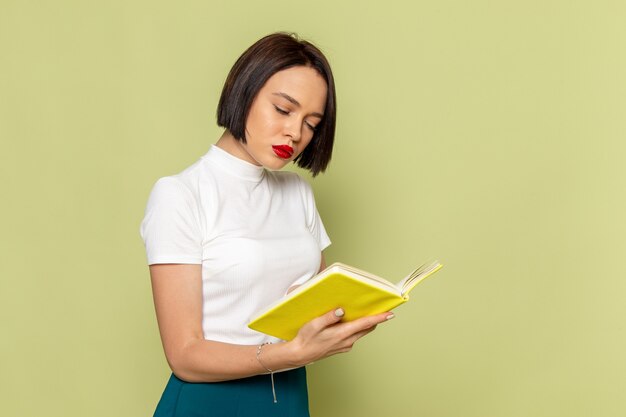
[272,145,294,159]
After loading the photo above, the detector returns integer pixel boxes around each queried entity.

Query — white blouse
[140,145,331,344]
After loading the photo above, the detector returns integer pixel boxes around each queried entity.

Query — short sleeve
[139,177,203,265]
[297,176,331,252]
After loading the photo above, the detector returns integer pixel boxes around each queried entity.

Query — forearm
[168,338,306,383]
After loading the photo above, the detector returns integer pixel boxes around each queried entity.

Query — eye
[305,121,317,132]
[274,105,289,115]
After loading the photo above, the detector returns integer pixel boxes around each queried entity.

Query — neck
[215,131,260,166]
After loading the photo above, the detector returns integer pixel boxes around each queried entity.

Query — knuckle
[359,323,375,333]
[369,316,383,326]
[338,328,352,340]
[314,317,331,331]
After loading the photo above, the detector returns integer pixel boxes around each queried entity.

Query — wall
[1,1,625,416]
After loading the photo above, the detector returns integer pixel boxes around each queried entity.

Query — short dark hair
[217,32,336,176]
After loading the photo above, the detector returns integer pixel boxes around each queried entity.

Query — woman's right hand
[286,308,395,366]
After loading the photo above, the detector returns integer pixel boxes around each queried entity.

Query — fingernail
[334,308,345,317]
[386,313,395,320]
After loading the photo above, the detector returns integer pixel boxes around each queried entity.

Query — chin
[254,151,292,170]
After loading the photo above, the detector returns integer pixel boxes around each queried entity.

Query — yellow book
[248,260,443,341]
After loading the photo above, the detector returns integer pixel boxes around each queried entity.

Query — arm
[149,257,391,383]
[319,254,326,272]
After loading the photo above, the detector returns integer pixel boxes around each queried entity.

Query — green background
[1,1,625,416]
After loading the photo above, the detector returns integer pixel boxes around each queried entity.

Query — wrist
[283,339,313,368]
[265,341,306,370]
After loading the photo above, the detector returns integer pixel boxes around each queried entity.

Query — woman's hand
[285,308,395,366]
[280,254,395,366]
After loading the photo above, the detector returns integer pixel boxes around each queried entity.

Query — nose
[283,118,302,143]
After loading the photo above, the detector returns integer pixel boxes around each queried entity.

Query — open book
[248,260,442,341]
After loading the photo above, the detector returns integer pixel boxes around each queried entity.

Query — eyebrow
[272,92,324,118]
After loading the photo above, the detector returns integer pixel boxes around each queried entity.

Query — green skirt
[153,367,310,417]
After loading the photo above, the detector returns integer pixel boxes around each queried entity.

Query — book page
[397,260,443,296]
[324,263,400,293]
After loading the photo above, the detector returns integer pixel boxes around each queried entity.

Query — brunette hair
[217,32,336,176]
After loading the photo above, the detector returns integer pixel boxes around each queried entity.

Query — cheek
[264,117,281,132]
[297,136,315,154]
[248,108,280,135]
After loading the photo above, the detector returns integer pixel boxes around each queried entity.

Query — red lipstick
[272,145,294,159]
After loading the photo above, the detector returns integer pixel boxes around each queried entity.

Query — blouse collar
[203,145,265,182]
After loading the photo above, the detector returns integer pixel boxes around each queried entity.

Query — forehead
[261,66,328,112]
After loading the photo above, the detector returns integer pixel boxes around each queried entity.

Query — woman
[140,32,393,417]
